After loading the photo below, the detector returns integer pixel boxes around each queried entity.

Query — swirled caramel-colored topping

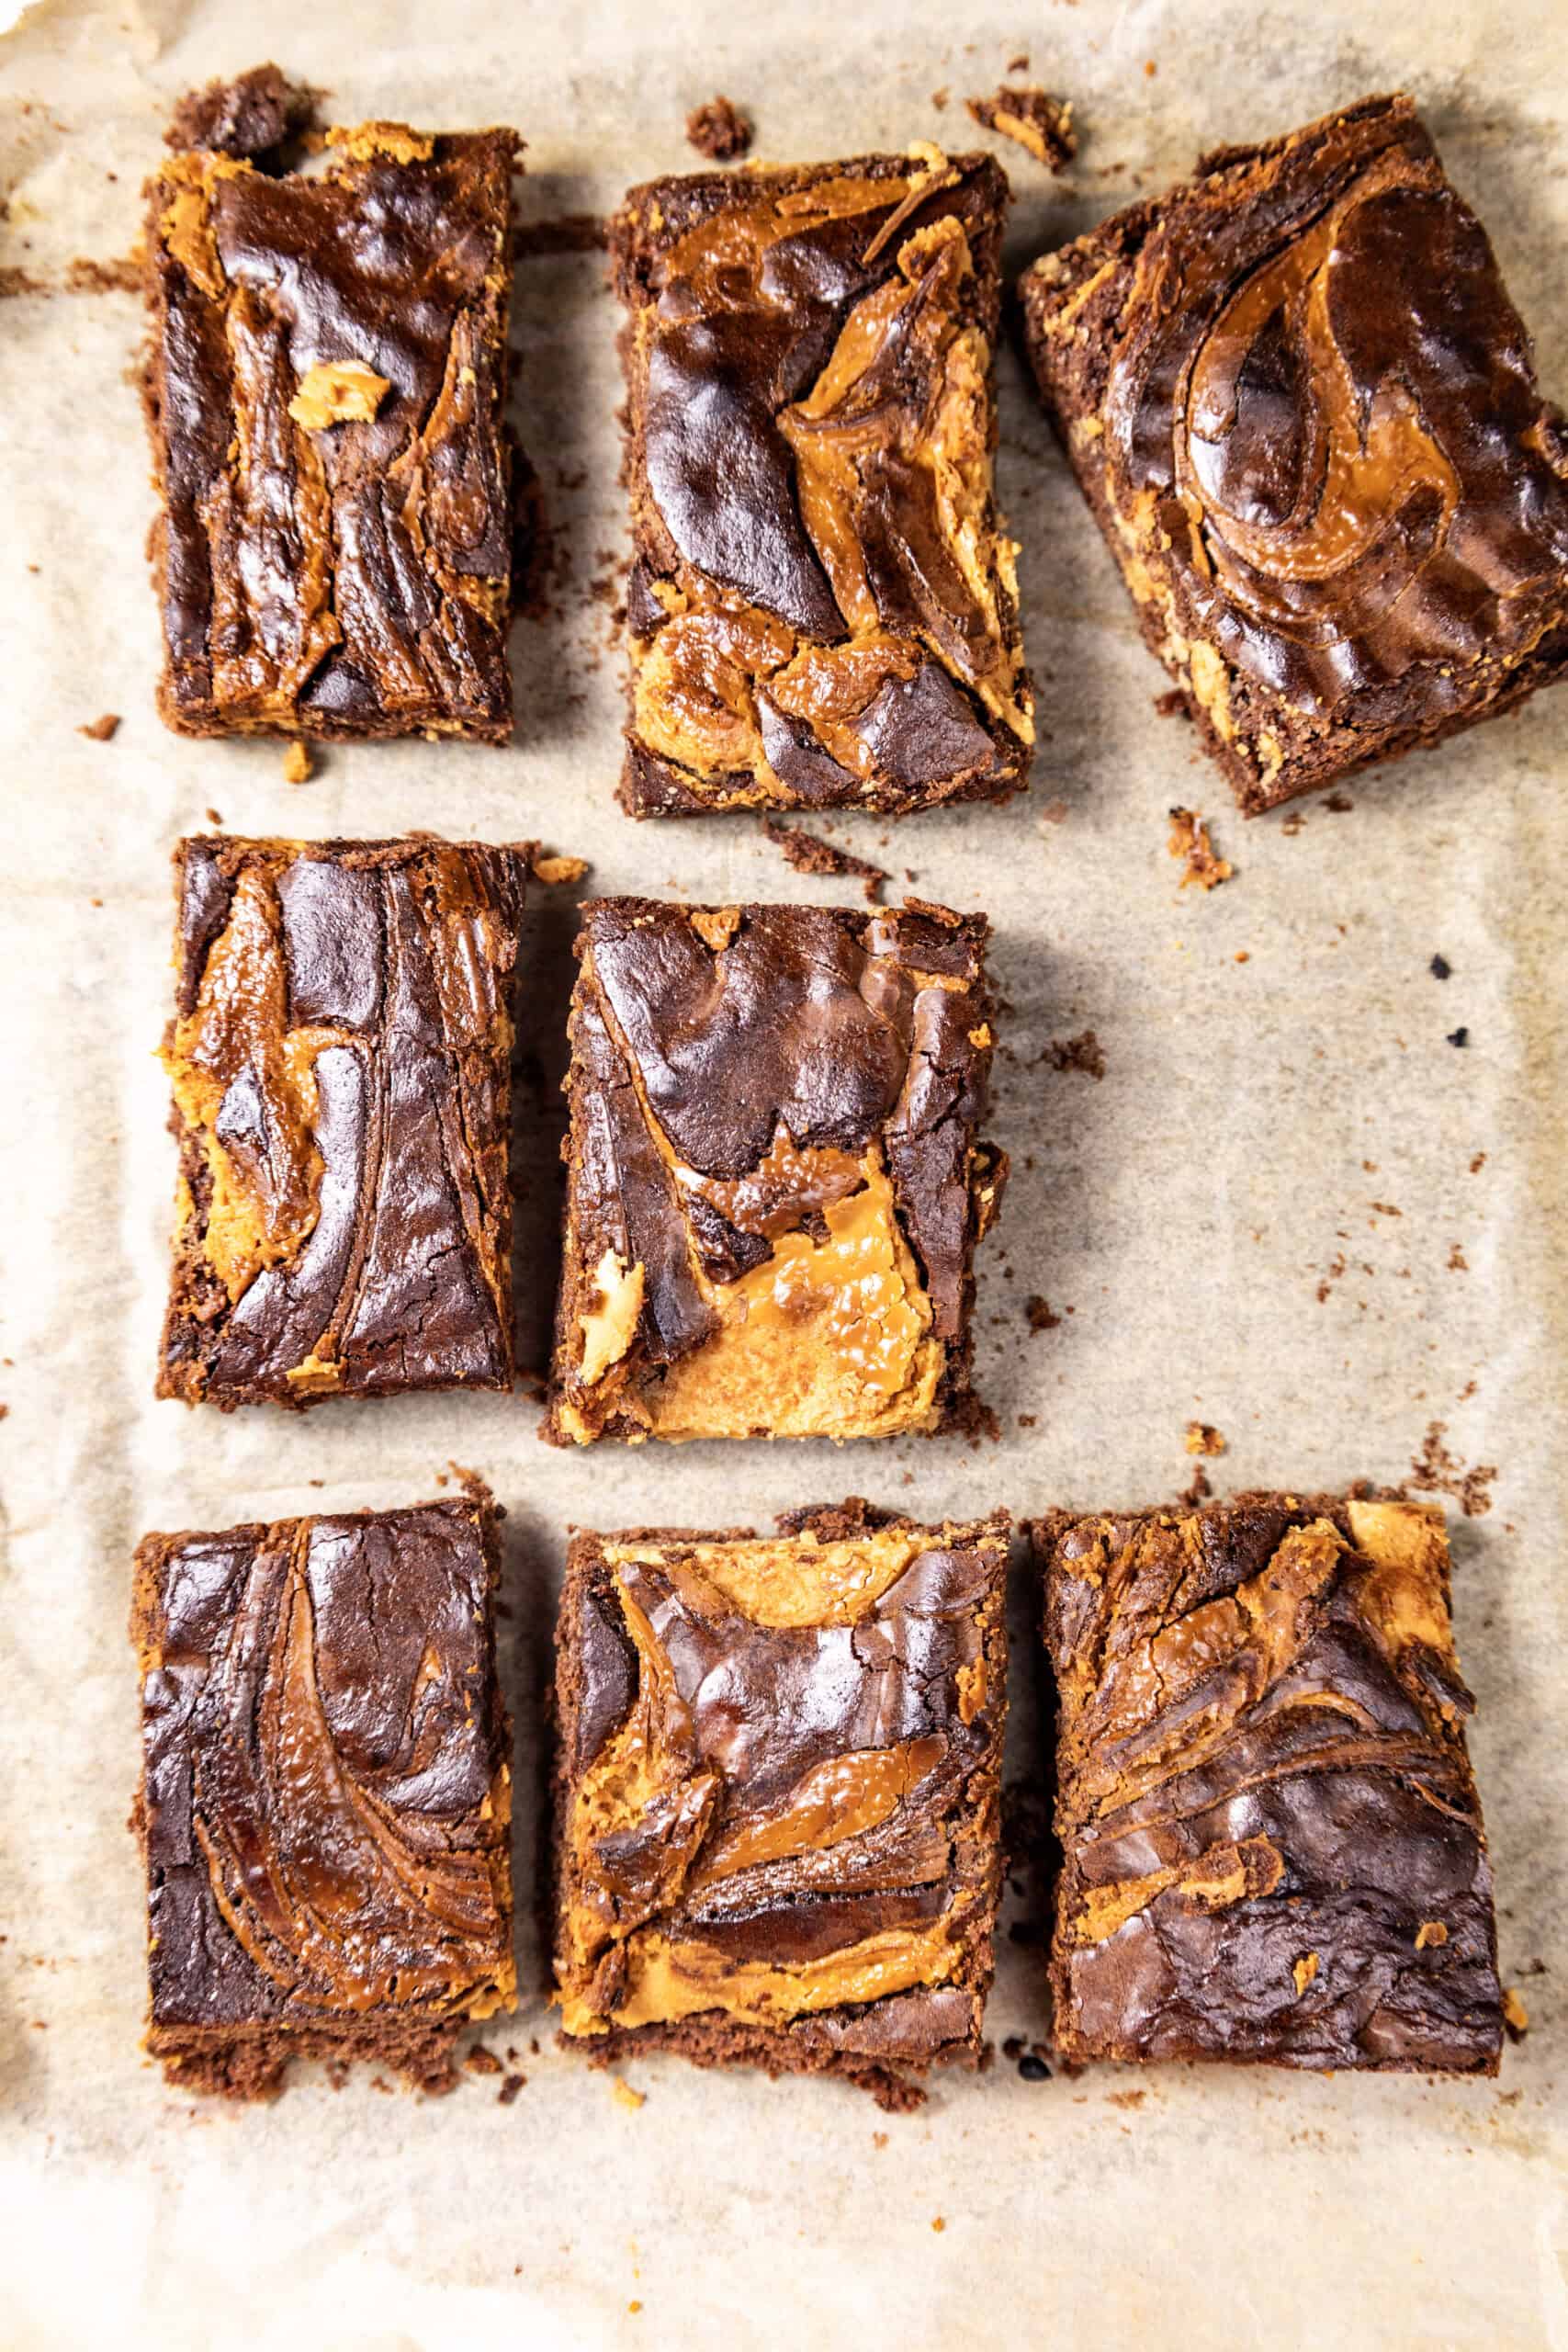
[554,1510,1009,2071]
[133,1496,514,2094]
[547,898,1004,1446]
[158,835,526,1408]
[1021,94,1568,809]
[613,153,1032,813]
[1038,1493,1503,2073]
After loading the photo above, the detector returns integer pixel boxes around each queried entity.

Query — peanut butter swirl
[612,151,1032,813]
[133,1498,514,2088]
[1038,1495,1503,2073]
[554,1505,1008,2090]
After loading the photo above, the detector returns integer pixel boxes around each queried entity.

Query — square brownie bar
[143,70,520,742]
[1033,1493,1503,2072]
[552,1500,1009,2109]
[611,149,1033,814]
[131,1489,515,2098]
[1019,94,1568,812]
[158,834,527,1408]
[543,896,1006,1443]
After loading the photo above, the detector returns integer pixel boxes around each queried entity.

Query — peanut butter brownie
[157,835,528,1408]
[1019,94,1568,812]
[611,149,1033,813]
[132,1490,515,2098]
[543,896,1006,1444]
[553,1500,1009,2109]
[143,71,520,742]
[1033,1493,1503,2072]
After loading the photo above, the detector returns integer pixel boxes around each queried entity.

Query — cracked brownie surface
[143,77,520,742]
[131,1490,515,2098]
[1033,1493,1503,2072]
[611,148,1033,814]
[157,834,528,1408]
[552,1498,1009,2109]
[543,895,1007,1444]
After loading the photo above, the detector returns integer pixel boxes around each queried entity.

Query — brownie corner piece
[143,96,521,742]
[612,148,1033,815]
[157,833,528,1409]
[551,1500,1010,2106]
[1033,1491,1502,2074]
[132,1489,514,2098]
[543,895,1006,1445]
[1019,90,1568,812]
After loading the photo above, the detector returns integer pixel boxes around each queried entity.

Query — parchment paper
[2,0,1564,2343]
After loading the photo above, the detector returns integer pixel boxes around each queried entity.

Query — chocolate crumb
[1183,1421,1225,1456]
[1040,1028,1105,1080]
[685,96,752,161]
[77,713,119,741]
[1179,1463,1213,1507]
[965,85,1076,171]
[464,2046,502,2076]
[1447,1027,1469,1047]
[1019,2052,1051,2082]
[1025,1295,1061,1332]
[1153,687,1188,718]
[498,2073,527,2104]
[761,817,888,904]
[164,63,317,162]
[1168,807,1232,889]
[1430,954,1452,979]
[1408,1419,1495,1519]
[1325,791,1354,812]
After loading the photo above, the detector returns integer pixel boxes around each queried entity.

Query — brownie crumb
[77,713,119,741]
[1502,1988,1529,2041]
[281,740,313,785]
[1179,1463,1213,1507]
[1183,1421,1225,1456]
[497,2072,526,2104]
[1019,2052,1051,2082]
[1448,1242,1470,1272]
[685,96,752,161]
[1430,954,1452,979]
[1025,1295,1061,1332]
[1040,1028,1105,1080]
[966,86,1076,171]
[65,255,142,294]
[531,851,590,887]
[1168,807,1233,889]
[1325,791,1355,812]
[1153,686,1189,718]
[464,2046,502,2076]
[164,62,316,162]
[1408,1419,1496,1518]
[761,817,888,904]
[1470,1152,1487,1173]
[612,2077,646,2111]
[1447,1026,1470,1047]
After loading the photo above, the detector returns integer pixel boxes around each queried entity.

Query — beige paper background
[2,0,1565,2343]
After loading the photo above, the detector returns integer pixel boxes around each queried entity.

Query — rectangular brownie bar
[611,149,1033,814]
[131,1489,515,2098]
[543,895,1006,1443]
[157,834,528,1408]
[1033,1493,1503,2072]
[143,69,520,742]
[552,1500,1009,2109]
[1019,93,1568,812]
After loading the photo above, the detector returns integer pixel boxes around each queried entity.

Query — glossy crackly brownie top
[159,835,526,1408]
[545,897,1004,1444]
[1021,94,1568,805]
[1039,1495,1502,2073]
[613,150,1033,812]
[133,1496,514,2095]
[144,85,519,741]
[554,1503,1009,2085]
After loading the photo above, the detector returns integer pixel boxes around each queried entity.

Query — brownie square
[1034,1493,1503,2072]
[1019,93,1568,812]
[143,75,520,743]
[611,150,1033,814]
[542,896,1006,1444]
[157,834,528,1409]
[131,1490,515,2098]
[552,1499,1010,2108]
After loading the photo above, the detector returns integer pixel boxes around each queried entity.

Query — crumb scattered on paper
[1503,1988,1529,2040]
[612,2077,646,2111]
[1169,807,1233,889]
[281,740,313,784]
[498,2073,526,2105]
[761,817,887,903]
[965,86,1076,169]
[1041,1028,1105,1080]
[77,713,119,741]
[1408,1419,1496,1518]
[532,851,589,886]
[685,95,752,159]
[1025,1295,1061,1332]
[1184,1421,1225,1456]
